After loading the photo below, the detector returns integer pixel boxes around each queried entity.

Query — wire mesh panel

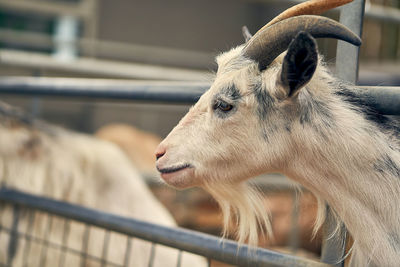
[1,209,122,267]
[0,193,200,267]
[0,188,331,267]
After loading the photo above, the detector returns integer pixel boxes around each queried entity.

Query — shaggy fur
[156,42,400,267]
[0,102,206,267]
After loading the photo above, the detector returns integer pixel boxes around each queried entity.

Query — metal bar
[0,50,207,81]
[0,188,331,267]
[22,211,35,267]
[289,192,300,254]
[357,86,400,115]
[101,230,110,267]
[176,250,182,267]
[0,0,89,18]
[0,29,214,70]
[0,77,399,115]
[320,208,347,267]
[38,214,53,267]
[0,77,207,104]
[148,243,156,267]
[335,0,366,84]
[58,219,70,267]
[7,205,20,266]
[324,1,366,265]
[80,224,90,267]
[123,237,132,267]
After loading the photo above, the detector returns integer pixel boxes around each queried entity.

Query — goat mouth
[157,164,192,174]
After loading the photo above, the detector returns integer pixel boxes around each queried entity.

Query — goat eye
[213,100,233,112]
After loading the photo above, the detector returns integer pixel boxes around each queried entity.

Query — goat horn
[243,15,362,70]
[242,26,253,42]
[265,0,354,28]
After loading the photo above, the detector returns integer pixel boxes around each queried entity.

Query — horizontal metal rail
[0,77,399,115]
[0,50,208,81]
[0,77,207,104]
[0,188,330,267]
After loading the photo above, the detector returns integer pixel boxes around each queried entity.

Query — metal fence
[0,188,330,267]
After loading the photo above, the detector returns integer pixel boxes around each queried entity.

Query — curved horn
[265,0,354,28]
[243,15,362,71]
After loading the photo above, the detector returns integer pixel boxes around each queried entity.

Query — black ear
[280,31,318,97]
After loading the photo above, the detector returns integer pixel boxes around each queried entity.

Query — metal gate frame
[0,188,330,267]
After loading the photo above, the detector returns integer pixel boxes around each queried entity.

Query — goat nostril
[155,151,165,160]
[155,145,167,161]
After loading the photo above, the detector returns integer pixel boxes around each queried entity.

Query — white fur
[156,45,400,267]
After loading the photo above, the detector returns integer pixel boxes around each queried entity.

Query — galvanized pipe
[0,77,398,115]
[324,1,366,265]
[335,0,366,84]
[0,188,331,267]
[0,77,208,104]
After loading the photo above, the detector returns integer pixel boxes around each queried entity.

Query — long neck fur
[286,73,400,267]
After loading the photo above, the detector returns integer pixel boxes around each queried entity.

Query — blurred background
[0,0,399,264]
[0,0,399,135]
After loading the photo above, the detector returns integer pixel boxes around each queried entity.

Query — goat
[0,101,206,267]
[155,0,400,266]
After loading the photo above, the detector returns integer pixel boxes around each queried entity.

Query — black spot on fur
[374,154,400,177]
[223,85,241,101]
[252,82,275,140]
[253,83,274,121]
[299,89,334,128]
[299,103,312,125]
[335,85,400,138]
[388,234,400,251]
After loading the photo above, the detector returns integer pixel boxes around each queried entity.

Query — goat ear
[280,31,318,98]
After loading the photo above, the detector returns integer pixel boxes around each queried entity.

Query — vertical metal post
[39,214,53,267]
[321,0,366,265]
[335,0,366,84]
[58,219,70,267]
[123,237,132,267]
[100,230,110,267]
[22,211,35,267]
[289,191,300,254]
[7,205,20,266]
[80,224,90,267]
[320,207,347,266]
[148,243,156,267]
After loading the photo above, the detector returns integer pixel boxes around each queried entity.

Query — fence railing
[0,188,330,267]
[0,77,398,114]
